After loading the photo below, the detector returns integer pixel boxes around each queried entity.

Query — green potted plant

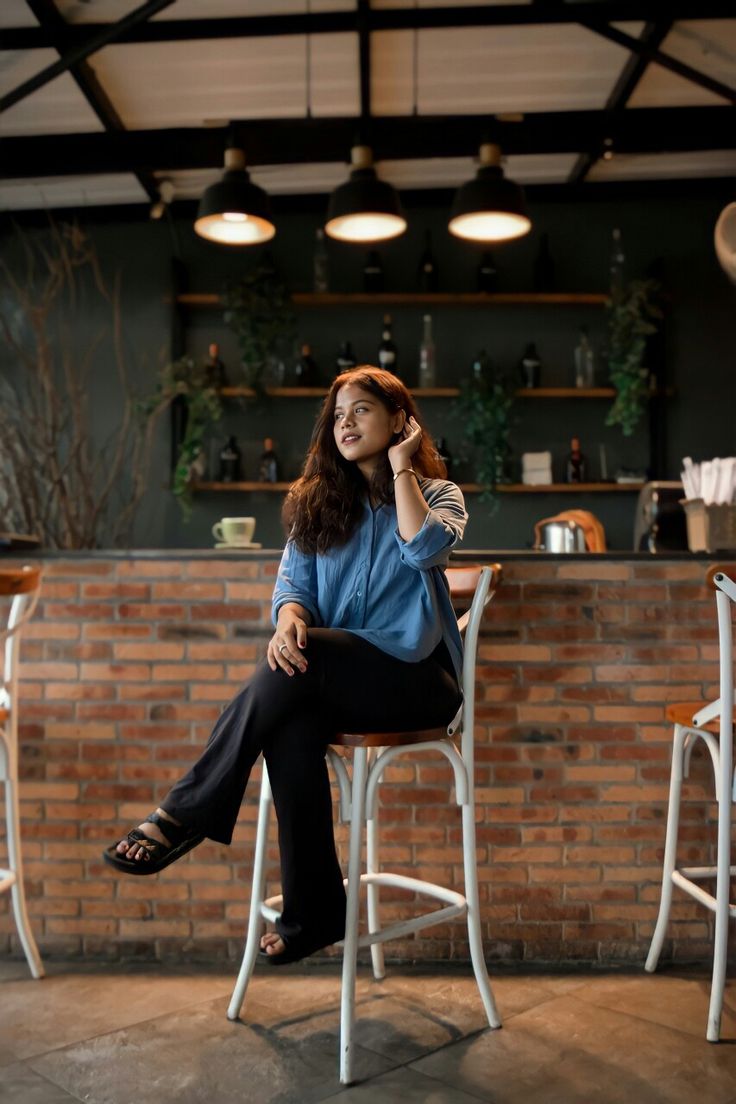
[454,363,516,509]
[141,356,223,519]
[222,254,296,388]
[605,278,663,437]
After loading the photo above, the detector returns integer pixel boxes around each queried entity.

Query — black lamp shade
[195,168,275,246]
[325,167,406,243]
[449,164,531,243]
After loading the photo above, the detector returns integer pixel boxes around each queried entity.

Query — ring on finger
[278,643,288,654]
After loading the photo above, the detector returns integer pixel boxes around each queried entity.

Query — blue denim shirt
[272,479,468,682]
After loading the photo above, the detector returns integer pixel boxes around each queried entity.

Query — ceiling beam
[0,0,176,114]
[569,18,675,185]
[24,0,159,204]
[2,108,733,181]
[579,17,736,104]
[2,3,734,49]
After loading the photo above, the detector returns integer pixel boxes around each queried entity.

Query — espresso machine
[632,481,688,552]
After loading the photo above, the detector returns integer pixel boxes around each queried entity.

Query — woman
[105,366,467,965]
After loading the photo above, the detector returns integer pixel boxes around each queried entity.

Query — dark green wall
[3,190,734,550]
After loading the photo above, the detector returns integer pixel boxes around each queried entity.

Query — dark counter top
[6,548,736,562]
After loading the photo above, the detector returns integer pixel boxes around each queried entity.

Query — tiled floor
[0,957,734,1104]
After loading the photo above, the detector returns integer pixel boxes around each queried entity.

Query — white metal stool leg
[645,724,688,973]
[366,749,385,982]
[461,794,500,1027]
[2,772,44,979]
[339,746,368,1086]
[227,767,273,1021]
[708,739,732,1042]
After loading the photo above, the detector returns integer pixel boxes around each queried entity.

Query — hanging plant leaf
[605,278,664,437]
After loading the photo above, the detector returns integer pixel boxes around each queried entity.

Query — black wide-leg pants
[162,629,462,944]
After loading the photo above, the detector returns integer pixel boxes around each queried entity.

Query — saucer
[214,541,262,549]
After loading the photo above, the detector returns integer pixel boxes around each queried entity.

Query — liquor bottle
[259,437,281,483]
[294,343,318,386]
[609,227,625,300]
[532,232,555,292]
[218,435,242,482]
[313,227,329,293]
[335,340,357,375]
[476,251,497,293]
[205,342,228,389]
[417,229,439,292]
[573,327,595,388]
[363,250,384,293]
[418,314,436,388]
[378,314,398,375]
[519,342,542,389]
[471,348,493,385]
[436,436,452,477]
[566,437,587,484]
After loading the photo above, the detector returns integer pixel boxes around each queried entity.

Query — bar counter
[2,549,734,967]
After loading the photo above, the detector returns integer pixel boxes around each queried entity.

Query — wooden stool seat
[664,702,729,734]
[333,726,448,749]
[0,708,8,725]
[0,566,41,596]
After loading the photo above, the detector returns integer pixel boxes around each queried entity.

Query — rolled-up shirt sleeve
[395,480,467,571]
[272,540,322,627]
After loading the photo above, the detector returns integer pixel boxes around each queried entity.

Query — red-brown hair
[283,365,447,554]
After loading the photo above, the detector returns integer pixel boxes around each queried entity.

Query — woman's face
[333,383,404,477]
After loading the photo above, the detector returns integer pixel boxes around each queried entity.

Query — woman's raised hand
[268,604,309,676]
[388,414,422,471]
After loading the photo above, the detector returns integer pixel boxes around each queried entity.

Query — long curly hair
[283,365,447,554]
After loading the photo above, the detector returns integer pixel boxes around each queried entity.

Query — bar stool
[228,563,502,1084]
[645,565,735,1041]
[0,565,44,979]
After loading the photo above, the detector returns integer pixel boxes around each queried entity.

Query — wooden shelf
[176,291,608,309]
[217,385,614,399]
[192,481,643,495]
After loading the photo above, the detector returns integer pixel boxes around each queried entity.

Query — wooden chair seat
[0,707,8,724]
[332,726,449,749]
[0,566,41,597]
[665,701,731,734]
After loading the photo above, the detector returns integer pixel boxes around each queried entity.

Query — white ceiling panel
[0,2,40,27]
[628,21,736,108]
[0,174,148,211]
[371,22,644,116]
[588,149,736,182]
[92,34,359,127]
[0,50,104,136]
[54,0,355,21]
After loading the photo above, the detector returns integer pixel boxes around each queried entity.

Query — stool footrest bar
[0,868,17,894]
[671,870,736,915]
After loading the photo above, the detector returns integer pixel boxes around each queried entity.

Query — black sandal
[103,811,204,876]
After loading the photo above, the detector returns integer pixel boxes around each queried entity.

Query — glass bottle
[259,437,281,483]
[519,341,542,389]
[218,435,242,482]
[417,229,439,292]
[471,348,493,385]
[363,250,384,293]
[566,437,587,484]
[436,436,452,477]
[294,343,318,386]
[335,340,357,375]
[609,227,625,300]
[378,314,398,375]
[418,314,436,388]
[476,251,497,293]
[205,342,228,389]
[313,227,329,294]
[533,232,555,292]
[574,327,595,388]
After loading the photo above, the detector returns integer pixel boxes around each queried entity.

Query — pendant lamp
[325,145,406,244]
[195,147,275,246]
[449,143,531,243]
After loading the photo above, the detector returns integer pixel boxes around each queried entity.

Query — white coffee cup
[212,517,256,545]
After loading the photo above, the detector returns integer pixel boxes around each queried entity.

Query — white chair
[1,565,44,979]
[645,564,735,1042]
[228,563,503,1084]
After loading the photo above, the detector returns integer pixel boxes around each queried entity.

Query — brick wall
[1,554,733,966]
